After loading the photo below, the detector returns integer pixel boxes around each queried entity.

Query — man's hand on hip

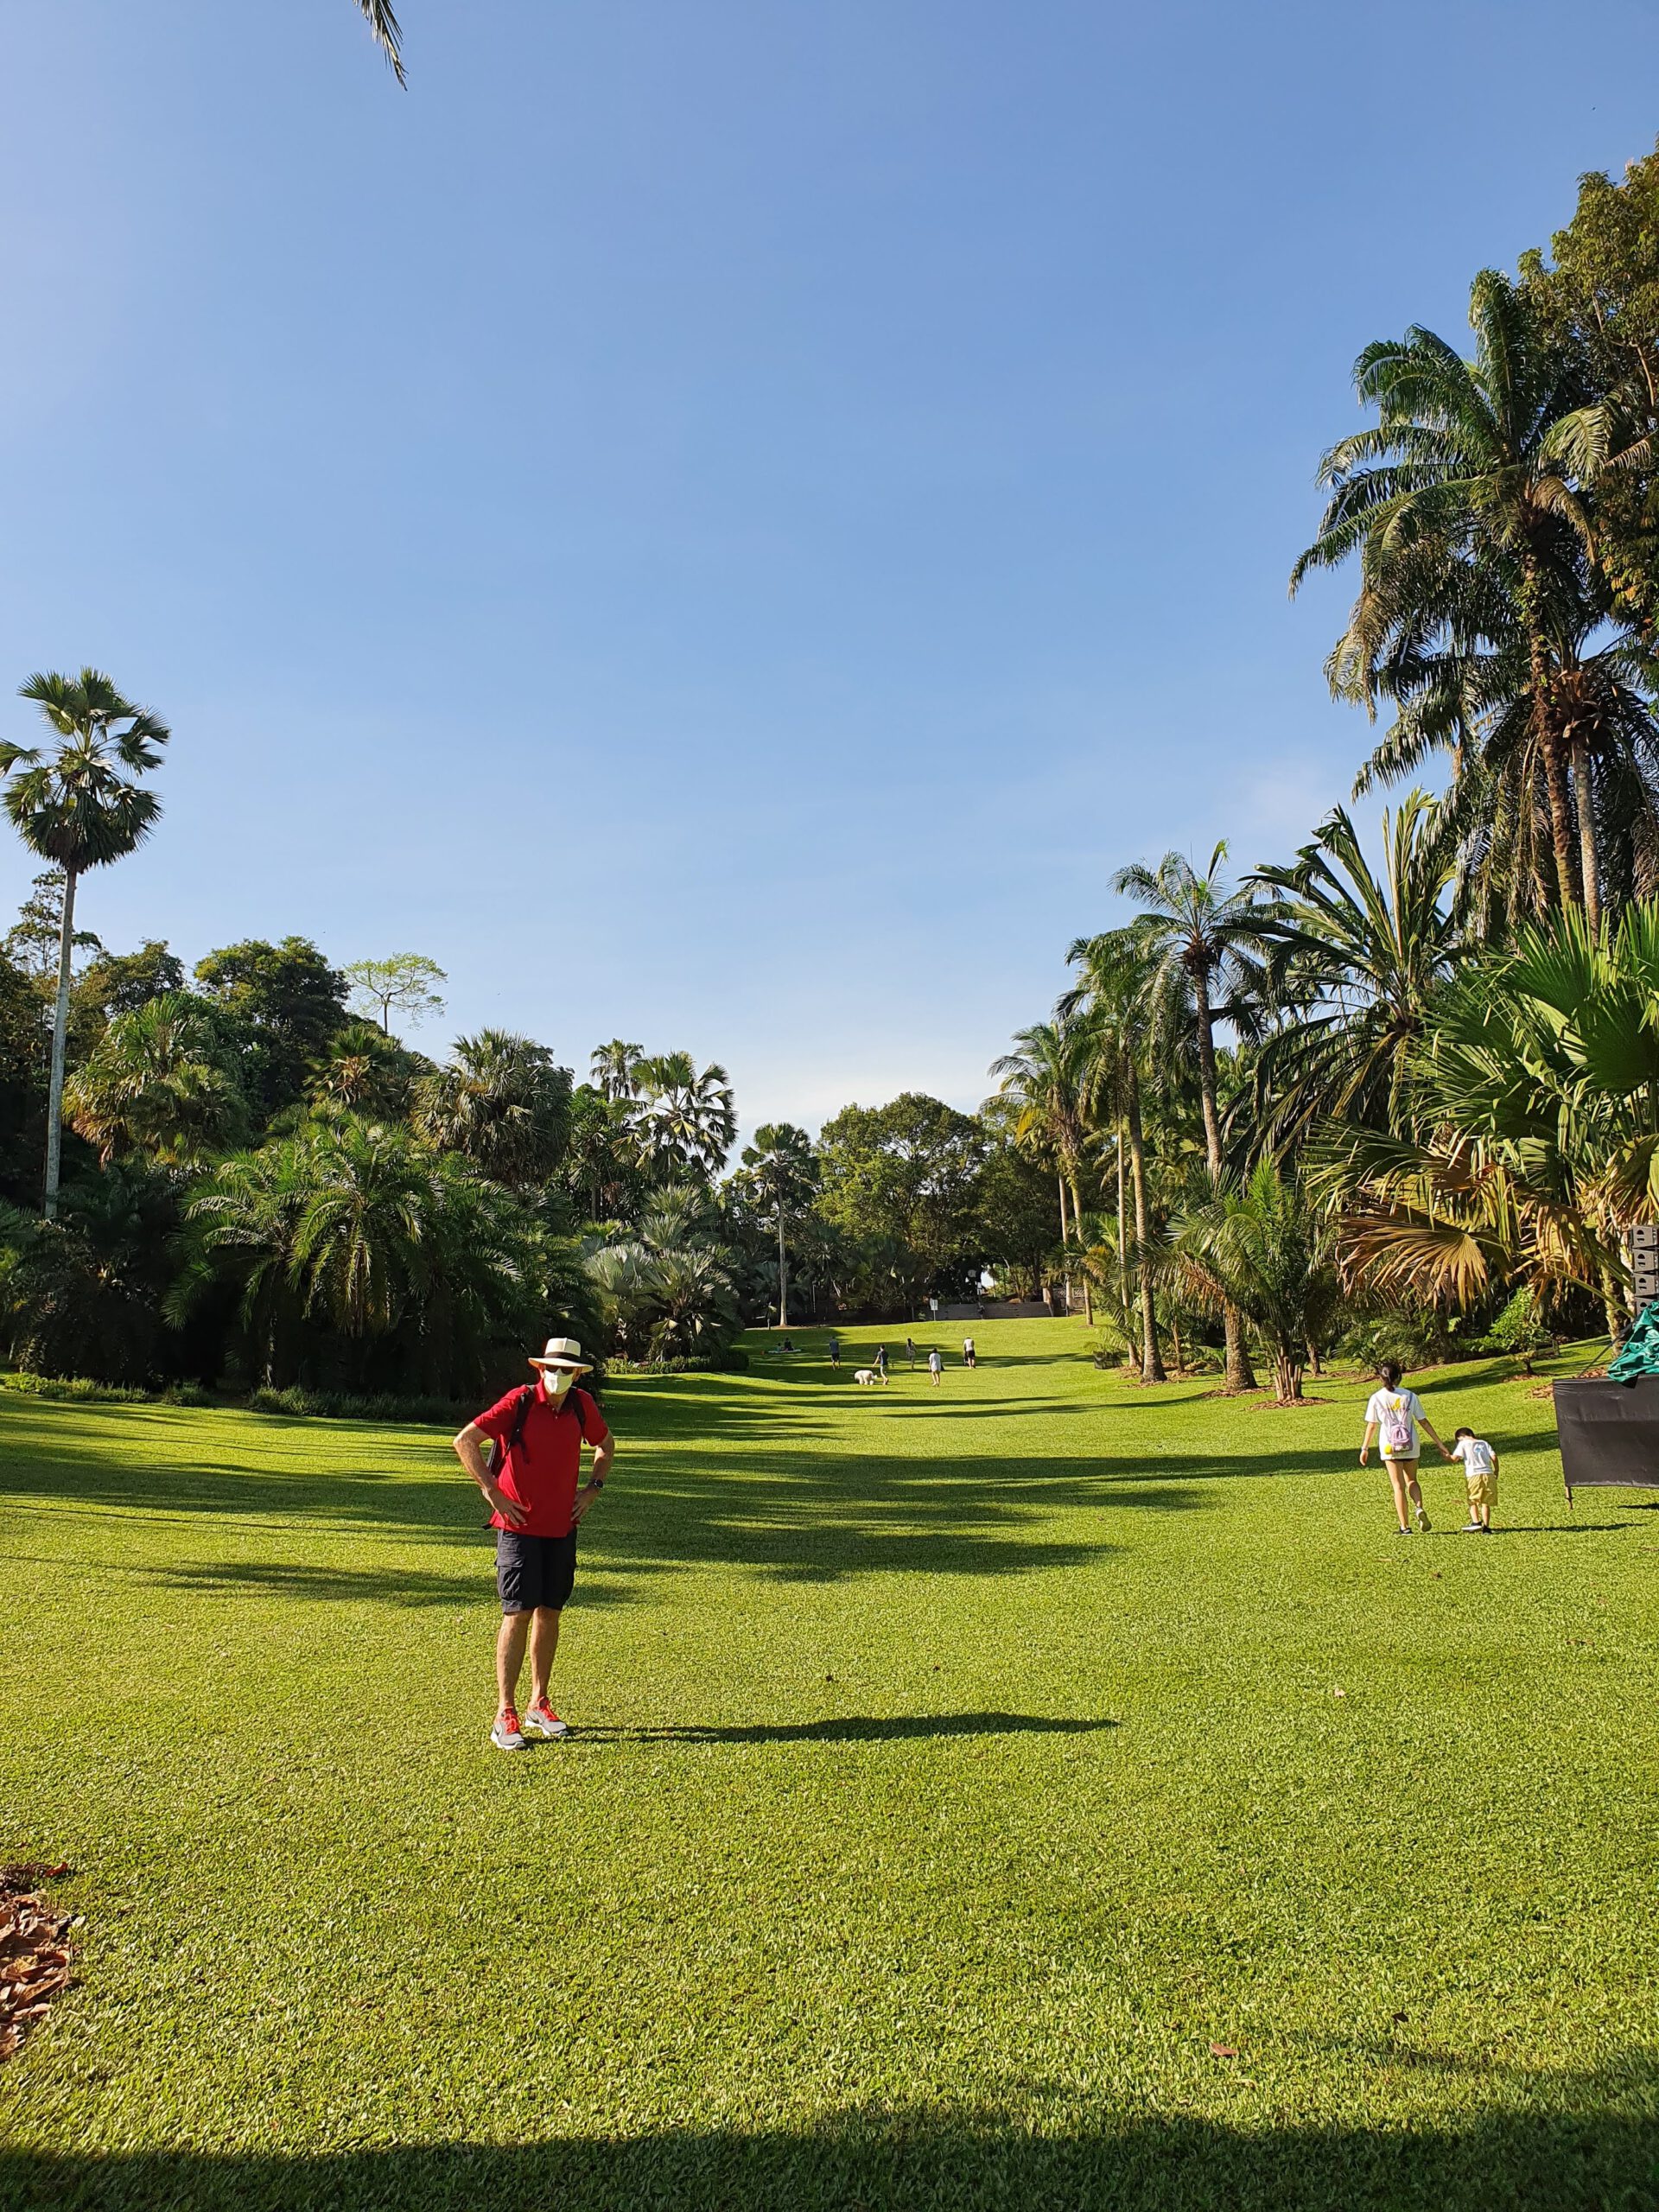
[486,1485,529,1529]
[570,1482,602,1526]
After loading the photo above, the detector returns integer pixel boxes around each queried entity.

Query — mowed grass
[1,1322,1656,2211]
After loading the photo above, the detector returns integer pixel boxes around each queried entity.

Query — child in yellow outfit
[1451,1425,1498,1532]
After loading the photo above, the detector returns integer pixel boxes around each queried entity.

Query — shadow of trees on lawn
[3,2069,1656,2212]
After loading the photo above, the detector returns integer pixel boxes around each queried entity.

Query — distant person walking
[874,1344,888,1379]
[962,1336,976,1369]
[928,1348,944,1388]
[906,1336,918,1369]
[828,1334,841,1369]
[1359,1360,1452,1535]
[453,1337,615,1751]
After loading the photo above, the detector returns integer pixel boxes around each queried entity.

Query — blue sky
[0,0,1655,1135]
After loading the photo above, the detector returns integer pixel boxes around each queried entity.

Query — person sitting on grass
[1450,1425,1499,1533]
[1359,1359,1452,1535]
[453,1337,615,1753]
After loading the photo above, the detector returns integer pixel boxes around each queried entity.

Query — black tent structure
[1554,1302,1659,1501]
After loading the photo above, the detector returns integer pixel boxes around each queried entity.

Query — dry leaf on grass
[1209,2042,1238,2058]
[0,1864,76,2065]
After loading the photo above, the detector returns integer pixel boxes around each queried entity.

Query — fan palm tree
[1111,843,1268,1389]
[1291,269,1655,928]
[1317,900,1659,1337]
[739,1123,820,1328]
[1063,929,1164,1379]
[631,1052,737,1180]
[0,671,169,1216]
[64,994,246,1167]
[416,1030,572,1189]
[590,1039,645,1103]
[988,1016,1091,1319]
[1249,793,1465,1145]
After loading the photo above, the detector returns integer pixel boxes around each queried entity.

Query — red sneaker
[490,1707,528,1752]
[524,1697,569,1739]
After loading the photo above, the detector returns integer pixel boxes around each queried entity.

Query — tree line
[0,683,1058,1395]
[991,148,1659,1399]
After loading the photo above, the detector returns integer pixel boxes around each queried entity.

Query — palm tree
[352,0,405,84]
[739,1123,819,1328]
[1291,269,1657,930]
[0,671,169,1216]
[1064,929,1164,1379]
[1170,1160,1341,1404]
[988,1017,1091,1319]
[1320,901,1659,1337]
[415,1030,572,1189]
[590,1039,645,1103]
[1111,843,1268,1389]
[631,1052,737,1180]
[64,994,246,1167]
[1248,794,1464,1144]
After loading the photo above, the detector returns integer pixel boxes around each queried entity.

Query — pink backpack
[1380,1395,1414,1455]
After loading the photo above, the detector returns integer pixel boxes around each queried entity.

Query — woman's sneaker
[1415,1507,1432,1532]
[490,1707,529,1752]
[525,1697,569,1739]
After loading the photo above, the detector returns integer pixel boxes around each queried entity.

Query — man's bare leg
[497,1610,531,1714]
[529,1606,562,1704]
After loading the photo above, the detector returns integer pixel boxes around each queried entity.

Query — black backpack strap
[505,1383,538,1457]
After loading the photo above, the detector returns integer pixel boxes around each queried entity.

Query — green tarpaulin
[1607,1299,1659,1382]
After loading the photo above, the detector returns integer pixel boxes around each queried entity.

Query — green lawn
[2,1323,1656,2210]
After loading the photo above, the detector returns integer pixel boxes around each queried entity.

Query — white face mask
[543,1367,575,1396]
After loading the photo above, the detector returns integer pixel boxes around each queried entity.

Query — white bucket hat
[528,1336,592,1375]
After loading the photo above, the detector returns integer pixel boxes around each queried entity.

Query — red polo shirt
[474,1379,609,1539]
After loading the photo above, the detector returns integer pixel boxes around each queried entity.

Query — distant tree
[0,949,46,1203]
[590,1040,645,1102]
[737,1123,820,1326]
[0,670,168,1216]
[194,937,349,1122]
[64,994,247,1167]
[343,953,448,1037]
[973,1137,1058,1302]
[560,1083,650,1224]
[817,1094,988,1311]
[1171,1160,1340,1404]
[1113,844,1269,1389]
[4,870,103,984]
[631,1052,737,1180]
[77,940,188,1022]
[415,1030,572,1189]
[0,1162,179,1382]
[308,1020,423,1122]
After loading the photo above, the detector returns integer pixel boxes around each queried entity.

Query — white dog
[852,1367,887,1388]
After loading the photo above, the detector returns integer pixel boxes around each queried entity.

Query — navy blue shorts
[495,1529,577,1615]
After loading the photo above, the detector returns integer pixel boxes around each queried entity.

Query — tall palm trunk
[775,1204,788,1328]
[1192,969,1255,1390]
[1571,735,1601,935]
[1522,558,1581,912]
[43,863,77,1218]
[1056,1170,1072,1315]
[1126,1073,1164,1383]
[1068,1175,1092,1324]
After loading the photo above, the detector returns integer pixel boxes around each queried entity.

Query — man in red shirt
[453,1337,615,1751]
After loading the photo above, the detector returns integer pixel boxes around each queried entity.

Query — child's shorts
[1465,1472,1497,1511]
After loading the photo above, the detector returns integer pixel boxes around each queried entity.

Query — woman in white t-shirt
[1360,1359,1453,1534]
